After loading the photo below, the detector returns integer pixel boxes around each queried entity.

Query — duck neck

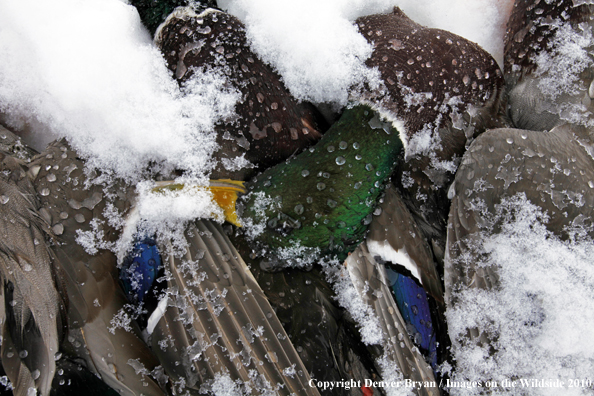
[242,104,403,261]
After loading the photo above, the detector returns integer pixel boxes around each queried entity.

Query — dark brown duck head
[155,7,326,180]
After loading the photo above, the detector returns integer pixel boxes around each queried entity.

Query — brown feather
[155,8,325,180]
[504,0,594,131]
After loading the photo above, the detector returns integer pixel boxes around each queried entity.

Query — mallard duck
[29,138,166,396]
[0,4,327,394]
[355,7,506,266]
[232,8,505,393]
[0,3,509,394]
[344,185,442,395]
[447,0,594,309]
[112,6,330,395]
[445,0,594,384]
[0,124,321,396]
[240,4,505,261]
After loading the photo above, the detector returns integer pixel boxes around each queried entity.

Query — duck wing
[345,186,441,396]
[0,127,62,396]
[150,219,320,395]
[346,243,438,396]
[366,186,443,305]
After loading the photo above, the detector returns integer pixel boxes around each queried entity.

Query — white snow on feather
[446,194,594,395]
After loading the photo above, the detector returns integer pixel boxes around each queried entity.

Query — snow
[0,0,511,181]
[323,257,385,345]
[219,0,512,107]
[446,194,594,396]
[0,0,238,183]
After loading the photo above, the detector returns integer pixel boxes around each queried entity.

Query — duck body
[446,124,594,301]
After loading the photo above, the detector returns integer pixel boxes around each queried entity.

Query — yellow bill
[152,179,246,227]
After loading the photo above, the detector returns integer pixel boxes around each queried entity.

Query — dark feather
[345,243,438,396]
[155,8,325,180]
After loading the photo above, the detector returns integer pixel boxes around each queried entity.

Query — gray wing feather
[152,219,320,395]
[0,129,61,396]
[30,139,165,396]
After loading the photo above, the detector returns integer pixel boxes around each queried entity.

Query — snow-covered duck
[445,0,594,381]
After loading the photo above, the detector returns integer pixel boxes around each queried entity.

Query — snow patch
[447,194,594,395]
[0,0,239,182]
